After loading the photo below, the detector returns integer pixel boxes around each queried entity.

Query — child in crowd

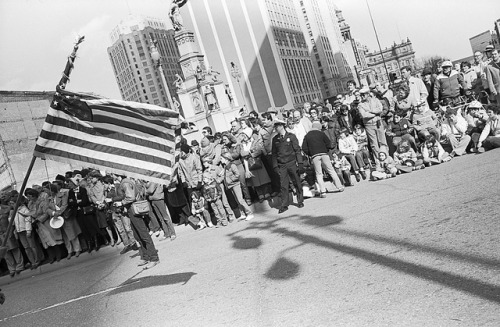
[202,157,236,222]
[190,191,213,230]
[202,172,228,227]
[393,140,424,173]
[421,135,452,166]
[332,152,352,186]
[338,128,366,181]
[220,153,254,220]
[386,111,418,152]
[352,124,372,168]
[371,147,398,180]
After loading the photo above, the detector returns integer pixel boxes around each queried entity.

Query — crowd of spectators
[1,47,499,275]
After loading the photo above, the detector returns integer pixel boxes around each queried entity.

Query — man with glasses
[357,87,387,157]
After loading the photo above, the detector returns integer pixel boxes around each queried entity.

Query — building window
[146,74,152,79]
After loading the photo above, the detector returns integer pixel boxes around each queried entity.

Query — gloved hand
[196,182,202,190]
[182,182,188,188]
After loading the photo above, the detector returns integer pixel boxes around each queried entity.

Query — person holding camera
[103,176,138,255]
[114,176,159,270]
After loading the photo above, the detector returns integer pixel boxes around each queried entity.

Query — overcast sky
[1,0,498,99]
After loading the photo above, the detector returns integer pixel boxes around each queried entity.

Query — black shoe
[119,245,131,255]
[278,206,288,214]
[360,170,367,180]
[297,203,304,208]
[131,243,139,251]
[355,173,361,182]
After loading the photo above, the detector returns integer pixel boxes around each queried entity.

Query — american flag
[34,90,180,184]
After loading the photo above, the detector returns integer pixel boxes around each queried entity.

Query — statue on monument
[195,65,205,84]
[169,0,188,32]
[207,66,220,82]
[204,85,219,112]
[173,97,181,112]
[173,73,185,90]
[225,83,234,107]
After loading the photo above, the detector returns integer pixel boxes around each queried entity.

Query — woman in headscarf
[25,188,64,264]
[242,122,271,201]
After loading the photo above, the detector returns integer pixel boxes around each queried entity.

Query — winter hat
[180,143,191,154]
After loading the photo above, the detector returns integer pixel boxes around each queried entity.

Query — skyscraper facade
[107,16,182,108]
[294,0,356,98]
[181,0,322,112]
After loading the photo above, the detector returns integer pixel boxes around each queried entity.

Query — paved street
[1,150,499,327]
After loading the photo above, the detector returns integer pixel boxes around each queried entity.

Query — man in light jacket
[357,87,388,157]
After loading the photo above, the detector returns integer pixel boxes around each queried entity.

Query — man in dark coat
[271,119,304,214]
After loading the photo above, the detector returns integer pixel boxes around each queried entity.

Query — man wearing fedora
[271,119,304,214]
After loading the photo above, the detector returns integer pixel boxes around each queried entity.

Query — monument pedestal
[173,29,240,136]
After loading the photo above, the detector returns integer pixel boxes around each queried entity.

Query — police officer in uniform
[271,118,304,214]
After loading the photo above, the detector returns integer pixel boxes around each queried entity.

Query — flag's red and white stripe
[34,97,179,185]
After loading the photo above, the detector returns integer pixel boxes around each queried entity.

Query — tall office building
[294,0,356,98]
[107,16,183,108]
[181,0,322,111]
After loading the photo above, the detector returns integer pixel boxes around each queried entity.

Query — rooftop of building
[0,90,54,103]
[110,15,172,44]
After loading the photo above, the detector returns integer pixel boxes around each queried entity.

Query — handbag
[82,205,95,215]
[248,156,263,171]
[131,200,150,216]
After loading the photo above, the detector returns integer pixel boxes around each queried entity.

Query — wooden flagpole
[0,37,85,259]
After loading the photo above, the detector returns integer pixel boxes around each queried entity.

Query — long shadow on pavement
[229,215,500,304]
[107,272,197,296]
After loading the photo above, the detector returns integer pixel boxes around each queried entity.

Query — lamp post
[230,61,247,109]
[150,39,174,110]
